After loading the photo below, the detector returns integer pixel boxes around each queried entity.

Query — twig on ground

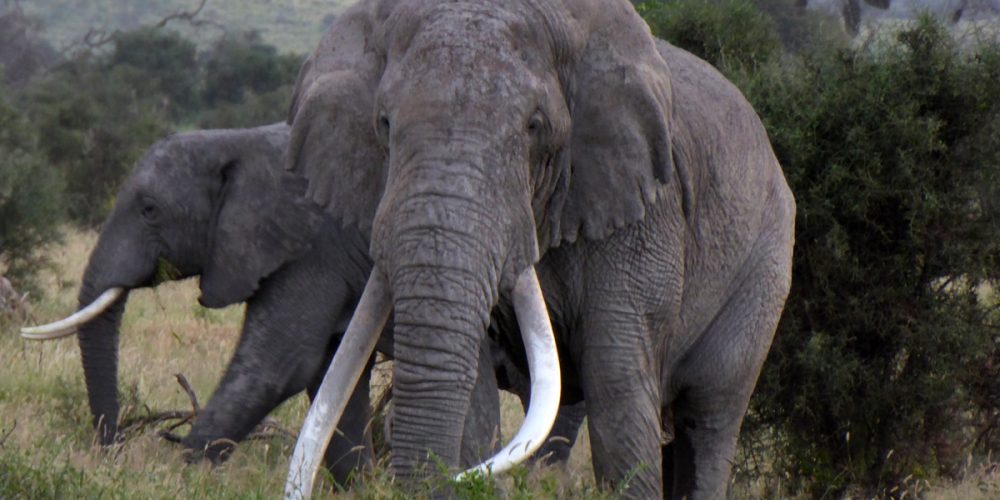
[174,373,200,413]
[0,420,17,448]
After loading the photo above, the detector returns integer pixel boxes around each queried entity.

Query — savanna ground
[3,230,1000,498]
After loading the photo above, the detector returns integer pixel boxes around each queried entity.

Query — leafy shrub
[642,2,1000,493]
[197,85,294,130]
[110,26,199,114]
[736,17,1000,495]
[0,76,64,293]
[201,31,302,107]
[639,0,782,72]
[26,57,172,226]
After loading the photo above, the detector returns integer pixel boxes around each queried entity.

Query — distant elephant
[285,1,795,498]
[21,123,579,484]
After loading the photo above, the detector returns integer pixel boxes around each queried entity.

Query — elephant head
[22,123,321,445]
[285,0,674,489]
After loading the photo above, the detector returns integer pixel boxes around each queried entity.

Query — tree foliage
[2,14,304,230]
[747,19,1000,493]
[0,77,64,292]
[25,57,173,226]
[201,30,301,107]
[639,0,783,71]
[646,2,1000,494]
[110,27,199,112]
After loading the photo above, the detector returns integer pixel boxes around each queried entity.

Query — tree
[110,26,199,113]
[201,30,302,107]
[0,75,64,293]
[27,55,172,226]
[738,18,1000,494]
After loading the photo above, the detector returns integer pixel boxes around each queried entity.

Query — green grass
[0,230,598,497]
[5,229,1000,497]
[18,0,354,55]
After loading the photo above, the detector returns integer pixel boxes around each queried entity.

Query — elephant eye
[526,110,547,135]
[376,111,391,144]
[140,202,159,221]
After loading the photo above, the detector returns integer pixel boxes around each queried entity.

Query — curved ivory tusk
[20,287,125,341]
[456,265,561,480]
[285,269,392,500]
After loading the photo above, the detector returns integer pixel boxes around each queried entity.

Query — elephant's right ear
[288,71,387,235]
[286,4,388,233]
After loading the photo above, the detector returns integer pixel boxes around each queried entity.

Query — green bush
[26,57,172,226]
[735,17,1000,495]
[0,77,64,293]
[197,85,294,130]
[639,0,782,72]
[110,27,199,114]
[201,31,302,107]
[642,2,1000,493]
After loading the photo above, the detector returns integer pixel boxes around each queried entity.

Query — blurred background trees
[0,2,303,290]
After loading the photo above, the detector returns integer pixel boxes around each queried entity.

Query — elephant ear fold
[199,153,323,308]
[554,17,675,245]
[287,71,386,236]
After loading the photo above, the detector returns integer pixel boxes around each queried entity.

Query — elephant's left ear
[553,8,675,245]
[199,145,322,308]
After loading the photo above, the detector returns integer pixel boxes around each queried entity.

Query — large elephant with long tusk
[285,0,795,498]
[22,123,587,484]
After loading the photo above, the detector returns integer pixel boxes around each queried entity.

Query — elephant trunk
[371,155,522,476]
[76,270,129,445]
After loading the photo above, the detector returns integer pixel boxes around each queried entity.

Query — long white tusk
[20,287,125,341]
[456,265,561,480]
[285,268,392,500]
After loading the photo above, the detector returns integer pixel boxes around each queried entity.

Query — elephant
[284,0,795,498]
[21,122,585,484]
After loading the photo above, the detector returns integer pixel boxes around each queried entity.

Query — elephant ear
[199,138,323,308]
[286,4,386,234]
[287,71,386,235]
[553,4,676,244]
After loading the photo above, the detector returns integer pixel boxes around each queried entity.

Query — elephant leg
[668,259,787,499]
[534,400,586,465]
[502,346,585,466]
[306,354,375,487]
[183,314,323,464]
[184,270,351,467]
[662,441,675,496]
[579,316,663,498]
[458,338,501,467]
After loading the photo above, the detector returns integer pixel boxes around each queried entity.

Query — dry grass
[0,228,599,497]
[7,229,1000,497]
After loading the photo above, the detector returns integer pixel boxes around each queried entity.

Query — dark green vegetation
[0,6,304,290]
[3,0,1000,496]
[643,0,1000,496]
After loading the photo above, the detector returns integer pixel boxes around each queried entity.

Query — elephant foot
[181,436,237,465]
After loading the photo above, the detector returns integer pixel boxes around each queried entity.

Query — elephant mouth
[20,287,125,340]
[284,264,561,499]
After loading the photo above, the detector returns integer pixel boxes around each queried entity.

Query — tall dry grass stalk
[0,229,601,497]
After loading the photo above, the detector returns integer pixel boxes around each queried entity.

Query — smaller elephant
[22,123,582,483]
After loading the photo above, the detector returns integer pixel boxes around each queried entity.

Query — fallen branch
[118,373,297,446]
[174,373,200,413]
[0,420,16,448]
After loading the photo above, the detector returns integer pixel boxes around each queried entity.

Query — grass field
[3,229,1000,498]
[0,229,601,498]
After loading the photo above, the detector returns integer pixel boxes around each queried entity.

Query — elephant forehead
[403,5,526,74]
